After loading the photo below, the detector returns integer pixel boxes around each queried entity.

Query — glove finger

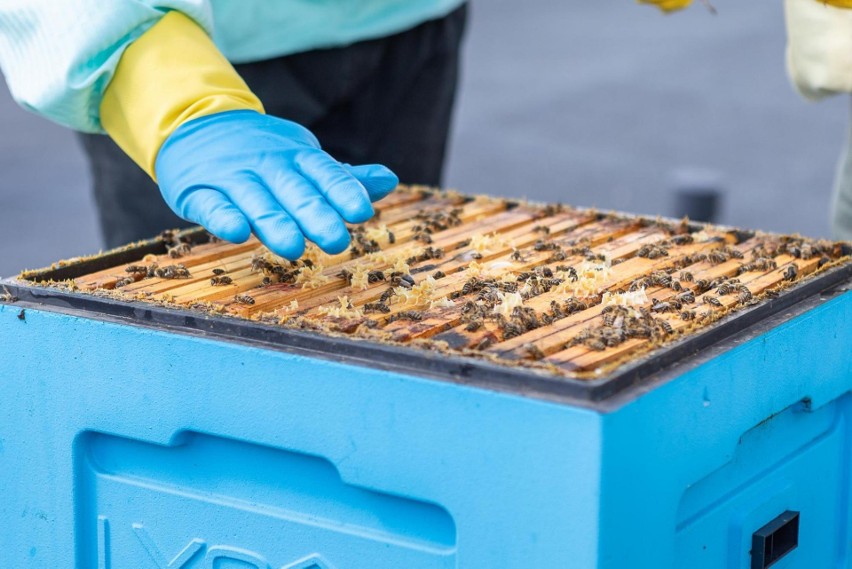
[343,164,399,203]
[175,187,252,243]
[225,180,307,260]
[295,150,375,224]
[264,169,352,255]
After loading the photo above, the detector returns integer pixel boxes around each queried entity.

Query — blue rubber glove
[154,110,399,259]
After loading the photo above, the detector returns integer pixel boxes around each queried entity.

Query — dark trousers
[79,4,467,248]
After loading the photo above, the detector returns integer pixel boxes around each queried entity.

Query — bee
[799,244,815,259]
[473,336,495,351]
[114,277,134,288]
[676,290,696,304]
[470,252,483,260]
[523,343,545,360]
[510,249,525,262]
[301,259,314,268]
[0,286,18,302]
[261,277,272,286]
[461,279,478,295]
[563,299,588,314]
[737,289,753,303]
[393,310,423,321]
[364,302,391,314]
[379,288,396,303]
[433,270,446,279]
[703,296,723,307]
[465,320,483,332]
[657,320,674,335]
[155,264,191,279]
[168,242,192,259]
[586,338,608,351]
[651,301,674,313]
[637,244,669,259]
[212,268,226,275]
[17,309,25,321]
[533,225,550,235]
[626,324,653,339]
[125,265,149,275]
[650,272,672,287]
[367,270,386,284]
[707,250,730,264]
[500,322,524,339]
[533,240,559,252]
[668,234,694,246]
[679,271,694,282]
[210,276,233,286]
[234,293,255,305]
[680,310,696,321]
[387,230,396,244]
[782,264,798,281]
[716,283,735,295]
[694,279,711,291]
[754,257,778,271]
[629,277,652,292]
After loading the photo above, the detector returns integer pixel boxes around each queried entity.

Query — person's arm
[0,1,213,133]
[0,3,397,260]
[785,0,852,100]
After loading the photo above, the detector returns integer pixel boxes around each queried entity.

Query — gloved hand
[99,11,398,259]
[638,0,692,13]
[155,110,396,259]
[785,0,852,100]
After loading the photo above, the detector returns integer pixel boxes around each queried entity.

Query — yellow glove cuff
[819,0,852,8]
[638,0,693,12]
[100,11,264,178]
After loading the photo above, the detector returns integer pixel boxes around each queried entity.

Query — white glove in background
[785,0,852,100]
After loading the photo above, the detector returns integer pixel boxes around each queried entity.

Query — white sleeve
[0,0,213,132]
[785,0,852,101]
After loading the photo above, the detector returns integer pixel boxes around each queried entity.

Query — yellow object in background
[638,0,692,12]
[819,0,852,8]
[785,0,852,100]
[100,11,264,178]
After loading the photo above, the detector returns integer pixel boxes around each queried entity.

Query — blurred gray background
[0,0,847,277]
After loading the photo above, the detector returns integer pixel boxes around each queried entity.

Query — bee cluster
[348,225,384,258]
[411,207,463,244]
[571,305,672,352]
[250,254,301,284]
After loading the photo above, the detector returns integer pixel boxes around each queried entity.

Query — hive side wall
[598,289,852,568]
[0,304,603,568]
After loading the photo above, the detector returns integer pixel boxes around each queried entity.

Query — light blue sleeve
[0,0,214,133]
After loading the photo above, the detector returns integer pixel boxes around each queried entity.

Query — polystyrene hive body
[2,188,852,568]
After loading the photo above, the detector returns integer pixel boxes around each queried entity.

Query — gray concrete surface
[0,0,847,277]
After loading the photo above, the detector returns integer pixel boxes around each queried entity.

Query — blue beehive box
[1,240,851,568]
